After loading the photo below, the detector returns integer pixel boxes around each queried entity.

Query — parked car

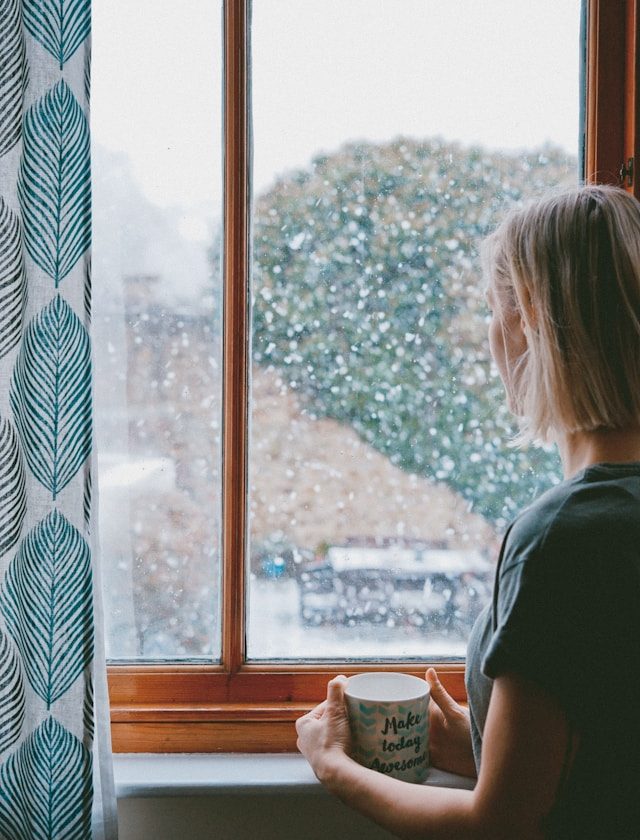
[295,543,493,633]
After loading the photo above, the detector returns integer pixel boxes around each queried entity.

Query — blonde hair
[482,185,640,443]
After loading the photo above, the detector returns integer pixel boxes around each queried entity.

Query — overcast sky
[92,0,581,237]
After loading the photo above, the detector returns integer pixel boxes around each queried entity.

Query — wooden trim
[624,0,640,197]
[111,721,299,753]
[107,665,466,752]
[589,0,640,193]
[222,0,249,673]
[586,0,627,185]
[110,703,313,723]
[108,664,466,706]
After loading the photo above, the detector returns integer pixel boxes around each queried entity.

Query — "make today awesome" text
[369,710,427,774]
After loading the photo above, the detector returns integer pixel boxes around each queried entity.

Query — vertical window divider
[222,0,250,675]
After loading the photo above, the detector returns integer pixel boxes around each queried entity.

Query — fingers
[426,668,458,716]
[327,675,348,708]
[309,700,327,719]
[428,701,445,725]
[296,674,347,736]
[295,713,308,735]
[295,700,327,734]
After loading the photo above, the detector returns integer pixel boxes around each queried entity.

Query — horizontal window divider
[108,664,228,673]
[107,665,467,707]
[108,662,465,676]
[237,662,466,675]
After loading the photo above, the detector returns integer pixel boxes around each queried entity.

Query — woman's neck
[557,427,640,479]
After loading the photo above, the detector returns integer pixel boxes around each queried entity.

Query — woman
[296,185,640,839]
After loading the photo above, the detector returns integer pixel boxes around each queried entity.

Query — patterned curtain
[0,1,117,838]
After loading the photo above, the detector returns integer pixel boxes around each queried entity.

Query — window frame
[107,0,639,753]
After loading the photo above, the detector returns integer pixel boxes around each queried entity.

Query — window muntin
[247,0,580,660]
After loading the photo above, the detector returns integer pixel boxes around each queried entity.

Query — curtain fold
[0,1,117,837]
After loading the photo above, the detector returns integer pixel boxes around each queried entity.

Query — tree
[251,137,576,527]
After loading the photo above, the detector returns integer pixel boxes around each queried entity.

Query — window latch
[620,157,634,187]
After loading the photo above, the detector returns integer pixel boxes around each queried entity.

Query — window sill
[113,753,476,798]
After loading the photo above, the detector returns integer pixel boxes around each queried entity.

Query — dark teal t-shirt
[466,462,640,839]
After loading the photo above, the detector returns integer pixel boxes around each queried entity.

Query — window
[95,0,638,751]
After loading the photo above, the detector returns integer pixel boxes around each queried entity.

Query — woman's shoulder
[504,465,640,569]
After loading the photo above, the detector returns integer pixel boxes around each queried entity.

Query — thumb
[327,675,348,710]
[426,668,458,717]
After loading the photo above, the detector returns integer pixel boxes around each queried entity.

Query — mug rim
[344,671,430,703]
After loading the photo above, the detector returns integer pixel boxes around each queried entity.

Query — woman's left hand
[296,675,353,782]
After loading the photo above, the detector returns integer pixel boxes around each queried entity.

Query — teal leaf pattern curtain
[0,628,24,754]
[0,0,28,157]
[0,2,117,838]
[18,80,91,288]
[0,716,92,840]
[1,510,94,708]
[11,295,92,499]
[0,417,26,557]
[23,0,91,71]
[0,198,27,360]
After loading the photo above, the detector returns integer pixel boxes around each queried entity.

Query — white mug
[344,672,430,784]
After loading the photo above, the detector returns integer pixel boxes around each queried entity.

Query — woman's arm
[297,673,574,840]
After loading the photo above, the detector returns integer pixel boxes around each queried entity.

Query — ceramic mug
[344,672,430,783]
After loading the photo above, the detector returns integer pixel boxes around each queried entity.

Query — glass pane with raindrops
[247,0,581,660]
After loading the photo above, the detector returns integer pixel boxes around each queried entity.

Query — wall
[117,794,396,840]
[113,754,475,839]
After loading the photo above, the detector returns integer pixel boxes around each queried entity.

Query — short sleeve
[482,539,591,717]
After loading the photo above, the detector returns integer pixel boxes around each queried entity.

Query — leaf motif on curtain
[18,79,91,288]
[83,45,91,105]
[84,255,91,323]
[0,716,92,840]
[0,509,94,708]
[0,628,25,755]
[83,467,91,529]
[0,0,29,157]
[23,0,91,70]
[82,671,94,747]
[0,198,27,360]
[0,416,26,558]
[11,294,92,499]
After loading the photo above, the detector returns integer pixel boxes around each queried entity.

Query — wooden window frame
[108,0,639,753]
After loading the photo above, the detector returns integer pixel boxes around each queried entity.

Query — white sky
[92,0,581,229]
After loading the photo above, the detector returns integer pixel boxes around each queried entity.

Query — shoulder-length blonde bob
[482,184,640,444]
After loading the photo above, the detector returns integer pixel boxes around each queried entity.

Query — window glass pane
[92,0,222,659]
[248,0,581,660]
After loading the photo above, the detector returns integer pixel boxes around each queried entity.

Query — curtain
[0,1,117,837]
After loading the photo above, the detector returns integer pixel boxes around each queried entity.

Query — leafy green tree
[250,138,576,527]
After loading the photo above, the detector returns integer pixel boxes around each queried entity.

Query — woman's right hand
[426,668,477,779]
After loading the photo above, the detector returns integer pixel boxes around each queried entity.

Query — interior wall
[117,793,396,840]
